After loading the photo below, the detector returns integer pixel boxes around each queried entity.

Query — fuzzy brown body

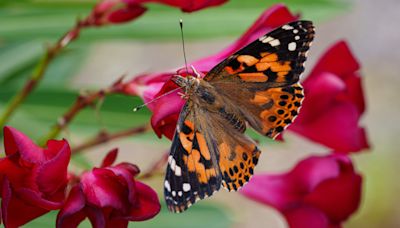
[164,20,315,213]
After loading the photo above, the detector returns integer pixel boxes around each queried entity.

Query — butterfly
[164,20,315,212]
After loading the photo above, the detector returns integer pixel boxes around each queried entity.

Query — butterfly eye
[172,75,186,87]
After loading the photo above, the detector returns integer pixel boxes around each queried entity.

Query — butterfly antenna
[132,87,181,112]
[179,19,190,74]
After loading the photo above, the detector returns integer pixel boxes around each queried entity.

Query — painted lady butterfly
[164,20,315,212]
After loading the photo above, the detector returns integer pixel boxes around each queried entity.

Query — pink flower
[56,149,160,228]
[137,0,228,12]
[85,0,228,26]
[86,0,147,26]
[283,41,369,153]
[240,154,362,228]
[0,126,71,228]
[122,4,298,139]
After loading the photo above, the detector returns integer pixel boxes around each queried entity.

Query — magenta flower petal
[286,41,369,153]
[89,0,147,26]
[127,181,161,221]
[304,158,362,223]
[1,179,49,228]
[100,148,119,168]
[3,126,43,162]
[81,168,126,210]
[107,4,147,24]
[56,186,87,228]
[285,206,331,228]
[15,188,64,210]
[58,152,160,227]
[36,139,70,195]
[136,0,228,12]
[0,127,71,227]
[241,154,362,227]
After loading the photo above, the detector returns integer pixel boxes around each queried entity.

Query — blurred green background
[1,0,399,227]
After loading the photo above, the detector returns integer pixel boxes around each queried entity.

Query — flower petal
[127,181,161,221]
[241,154,362,227]
[287,41,369,152]
[37,139,71,195]
[284,205,331,228]
[81,168,127,210]
[15,188,64,210]
[304,156,362,223]
[100,148,119,168]
[3,126,44,162]
[137,0,228,12]
[1,178,49,227]
[107,4,147,24]
[57,186,87,228]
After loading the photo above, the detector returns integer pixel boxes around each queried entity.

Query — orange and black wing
[164,103,222,213]
[164,102,260,212]
[204,20,315,138]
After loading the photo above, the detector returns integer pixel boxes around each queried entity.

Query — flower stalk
[0,21,86,127]
[71,124,151,154]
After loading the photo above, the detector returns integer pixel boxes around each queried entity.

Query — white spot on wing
[295,35,300,40]
[293,29,299,34]
[260,36,274,43]
[172,191,176,197]
[270,39,280,47]
[175,165,182,176]
[288,42,296,51]
[282,24,294,30]
[183,183,191,192]
[178,191,183,196]
[170,158,176,170]
[164,181,171,192]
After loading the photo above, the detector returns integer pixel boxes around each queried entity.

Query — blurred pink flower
[240,154,362,228]
[56,149,160,228]
[0,126,71,227]
[121,4,298,139]
[86,0,228,26]
[283,41,369,153]
[137,0,228,12]
[87,0,147,25]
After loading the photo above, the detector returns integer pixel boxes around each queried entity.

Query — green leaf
[0,41,43,85]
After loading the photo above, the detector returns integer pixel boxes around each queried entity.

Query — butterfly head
[172,75,200,95]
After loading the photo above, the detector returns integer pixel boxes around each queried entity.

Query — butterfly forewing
[204,20,314,138]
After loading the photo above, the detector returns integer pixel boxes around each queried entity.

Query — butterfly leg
[178,92,188,99]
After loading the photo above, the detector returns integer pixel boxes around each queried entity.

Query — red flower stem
[0,20,90,127]
[71,124,151,154]
[40,87,115,145]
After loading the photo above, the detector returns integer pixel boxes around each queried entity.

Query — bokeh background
[0,0,399,227]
